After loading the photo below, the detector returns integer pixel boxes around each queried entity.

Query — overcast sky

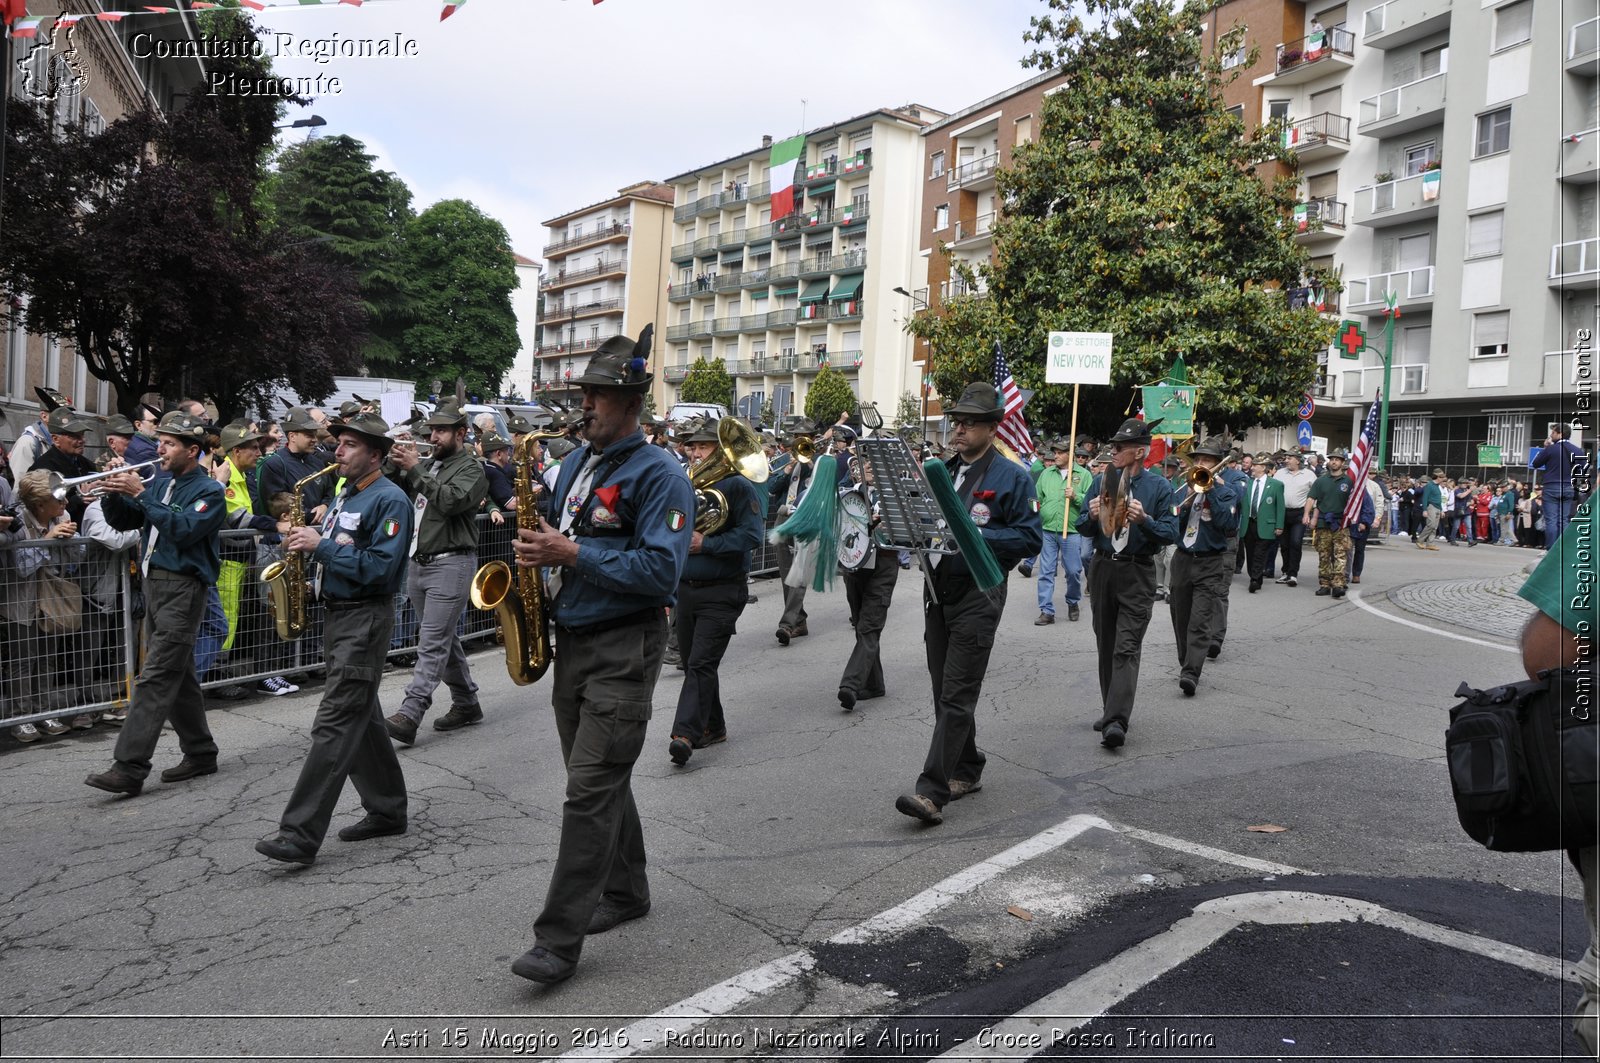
[264,0,1050,259]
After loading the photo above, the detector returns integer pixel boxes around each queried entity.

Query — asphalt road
[0,534,1587,1061]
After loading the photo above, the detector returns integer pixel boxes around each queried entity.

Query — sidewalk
[1384,545,1539,640]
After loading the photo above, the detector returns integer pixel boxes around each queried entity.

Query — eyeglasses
[950,418,979,429]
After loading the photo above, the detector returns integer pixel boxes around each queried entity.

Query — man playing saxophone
[254,412,413,865]
[1077,417,1178,750]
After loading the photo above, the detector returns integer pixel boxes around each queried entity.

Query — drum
[836,487,874,571]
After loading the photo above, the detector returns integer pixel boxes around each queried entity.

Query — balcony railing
[946,153,1000,191]
[1282,111,1351,152]
[1363,0,1454,49]
[1293,197,1347,234]
[1275,27,1356,70]
[1562,130,1600,183]
[956,211,996,241]
[539,260,627,289]
[1355,170,1441,225]
[664,364,690,383]
[1342,362,1429,397]
[1571,16,1600,62]
[1551,238,1600,280]
[534,336,607,357]
[803,158,838,183]
[1285,284,1338,314]
[839,200,869,226]
[542,221,629,259]
[1346,265,1434,307]
[1358,71,1446,133]
[544,298,623,319]
[769,260,804,281]
[940,277,985,301]
[665,320,715,342]
[839,150,872,177]
[828,299,864,321]
[774,208,834,237]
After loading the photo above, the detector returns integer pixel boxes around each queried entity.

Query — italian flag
[768,134,806,221]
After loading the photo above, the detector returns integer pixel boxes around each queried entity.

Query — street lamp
[892,286,931,438]
[276,114,327,131]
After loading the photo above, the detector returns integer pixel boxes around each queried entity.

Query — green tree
[680,357,734,407]
[400,199,520,397]
[760,399,776,427]
[268,134,416,370]
[804,366,856,425]
[892,390,921,434]
[910,0,1335,439]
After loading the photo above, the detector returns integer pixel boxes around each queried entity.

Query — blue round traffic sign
[1297,420,1314,446]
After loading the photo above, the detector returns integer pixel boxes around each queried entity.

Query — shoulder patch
[382,517,400,538]
[225,487,236,499]
[666,509,687,532]
[1030,498,1040,512]
[192,500,209,513]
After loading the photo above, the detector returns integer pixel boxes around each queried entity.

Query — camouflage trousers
[1313,527,1352,590]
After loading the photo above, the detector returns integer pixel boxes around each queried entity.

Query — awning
[773,285,799,297]
[829,274,864,300]
[799,279,830,303]
[806,181,836,198]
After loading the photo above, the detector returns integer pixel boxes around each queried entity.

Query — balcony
[664,363,690,384]
[1291,198,1347,243]
[539,259,627,290]
[1285,283,1339,315]
[1255,27,1356,87]
[1363,0,1452,50]
[768,260,804,282]
[1282,112,1351,161]
[839,150,872,178]
[664,320,714,342]
[734,359,767,378]
[1569,16,1600,76]
[670,238,696,261]
[542,221,630,260]
[1551,238,1600,290]
[954,211,996,244]
[1359,71,1447,137]
[1339,362,1430,398]
[711,316,742,336]
[946,153,1000,191]
[741,267,772,289]
[799,253,836,277]
[940,277,985,301]
[534,335,606,358]
[838,200,869,227]
[774,208,835,238]
[1346,265,1434,312]
[717,227,747,250]
[544,298,623,320]
[1353,170,1441,227]
[1560,131,1600,184]
[667,281,696,301]
[828,299,864,321]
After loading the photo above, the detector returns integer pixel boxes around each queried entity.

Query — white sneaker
[1274,575,1291,584]
[257,676,299,697]
[1286,576,1298,587]
[41,718,70,736]
[11,723,41,743]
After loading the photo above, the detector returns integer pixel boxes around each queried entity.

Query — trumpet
[45,459,161,501]
[385,428,436,458]
[1184,462,1214,495]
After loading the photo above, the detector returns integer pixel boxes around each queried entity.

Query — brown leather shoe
[895,793,943,824]
[159,758,217,783]
[385,713,417,745]
[1034,613,1054,625]
[85,768,142,796]
[433,704,483,731]
[948,779,983,800]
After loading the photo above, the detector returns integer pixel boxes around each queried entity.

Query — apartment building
[534,182,675,405]
[2,4,208,445]
[914,71,1069,427]
[1210,0,1600,473]
[501,253,542,400]
[661,105,943,423]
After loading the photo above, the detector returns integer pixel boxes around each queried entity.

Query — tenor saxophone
[470,432,562,685]
[260,463,340,641]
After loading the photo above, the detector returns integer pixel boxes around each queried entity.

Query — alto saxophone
[260,463,340,641]
[470,432,563,685]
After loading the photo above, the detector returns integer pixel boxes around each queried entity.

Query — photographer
[4,471,88,742]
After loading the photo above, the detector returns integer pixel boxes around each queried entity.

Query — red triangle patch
[594,485,620,512]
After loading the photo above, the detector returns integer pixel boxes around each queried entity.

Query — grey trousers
[1419,505,1441,545]
[776,539,809,630]
[533,611,666,962]
[112,571,218,782]
[1168,550,1229,683]
[276,598,407,852]
[397,554,479,724]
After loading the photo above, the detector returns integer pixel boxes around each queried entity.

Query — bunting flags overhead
[2,0,606,31]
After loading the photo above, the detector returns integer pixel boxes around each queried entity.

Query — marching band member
[507,331,692,986]
[895,383,1041,826]
[766,415,820,645]
[838,454,900,711]
[1166,436,1239,697]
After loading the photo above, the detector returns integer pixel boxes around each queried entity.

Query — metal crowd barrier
[1,515,510,732]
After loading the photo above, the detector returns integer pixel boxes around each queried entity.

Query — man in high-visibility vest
[216,423,299,698]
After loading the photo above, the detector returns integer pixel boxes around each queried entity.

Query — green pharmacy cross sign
[1338,320,1367,360]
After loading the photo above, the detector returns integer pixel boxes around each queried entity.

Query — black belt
[556,606,661,638]
[324,596,390,612]
[414,549,473,565]
[681,577,744,588]
[1095,551,1154,565]
[1184,549,1228,557]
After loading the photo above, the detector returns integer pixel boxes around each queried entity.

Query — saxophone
[260,463,340,641]
[470,432,563,685]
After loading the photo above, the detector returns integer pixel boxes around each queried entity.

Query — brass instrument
[45,459,160,501]
[690,418,770,533]
[1185,462,1214,495]
[791,435,816,464]
[470,431,565,685]
[1100,462,1134,538]
[260,463,340,641]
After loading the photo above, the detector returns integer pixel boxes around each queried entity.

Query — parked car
[666,402,729,425]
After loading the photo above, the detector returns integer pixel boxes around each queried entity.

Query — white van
[666,402,730,425]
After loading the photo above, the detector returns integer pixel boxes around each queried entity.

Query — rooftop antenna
[800,98,807,133]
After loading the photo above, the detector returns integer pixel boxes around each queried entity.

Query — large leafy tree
[399,199,520,397]
[911,0,1335,439]
[268,135,416,370]
[803,366,856,425]
[680,356,733,407]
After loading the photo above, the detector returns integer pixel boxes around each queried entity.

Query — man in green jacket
[384,401,490,745]
[1418,468,1445,550]
[1034,438,1093,623]
[1238,453,1285,593]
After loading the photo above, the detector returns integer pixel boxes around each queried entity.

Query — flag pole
[1377,292,1397,469]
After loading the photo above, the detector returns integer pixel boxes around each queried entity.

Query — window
[1475,108,1511,157]
[1221,45,1246,69]
[1226,103,1244,123]
[930,151,945,178]
[1403,142,1437,176]
[1467,211,1505,258]
[1493,0,1532,51]
[1473,311,1510,358]
[850,131,872,152]
[1391,415,1429,465]
[1269,100,1291,123]
[1015,115,1033,144]
[934,204,949,230]
[1420,45,1448,78]
[1487,414,1530,464]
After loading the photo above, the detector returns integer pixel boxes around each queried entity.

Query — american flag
[992,341,1034,462]
[1343,389,1381,527]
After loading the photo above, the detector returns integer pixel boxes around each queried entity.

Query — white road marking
[935,890,1578,1061]
[1347,588,1518,654]
[549,815,1314,1062]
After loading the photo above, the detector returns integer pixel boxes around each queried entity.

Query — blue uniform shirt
[103,465,227,583]
[1532,438,1587,491]
[684,472,764,581]
[311,469,413,600]
[942,447,1044,576]
[1076,465,1180,556]
[1173,478,1240,554]
[548,431,693,629]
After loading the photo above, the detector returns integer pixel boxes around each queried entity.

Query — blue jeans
[193,585,226,682]
[1036,531,1083,616]
[1546,489,1577,548]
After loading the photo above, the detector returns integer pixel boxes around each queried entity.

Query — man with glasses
[124,404,163,477]
[1077,418,1179,750]
[894,383,1041,826]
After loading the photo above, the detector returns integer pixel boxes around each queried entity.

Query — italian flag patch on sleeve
[192,500,209,513]
[1030,498,1040,512]
[383,518,400,537]
[666,510,687,532]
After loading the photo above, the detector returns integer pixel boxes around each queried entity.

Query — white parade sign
[1045,331,1114,385]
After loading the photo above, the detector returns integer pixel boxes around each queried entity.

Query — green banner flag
[1141,384,1196,438]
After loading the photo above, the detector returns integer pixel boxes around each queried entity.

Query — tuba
[470,431,564,685]
[261,463,340,641]
[690,418,770,533]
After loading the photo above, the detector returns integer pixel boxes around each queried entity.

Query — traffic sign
[1297,420,1314,447]
[1297,393,1315,420]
